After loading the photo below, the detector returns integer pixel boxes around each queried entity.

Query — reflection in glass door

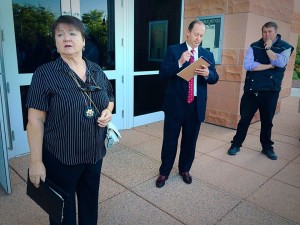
[133,0,182,126]
[0,126,11,194]
[79,1,115,70]
[13,0,115,73]
[13,0,61,73]
[0,17,11,193]
[3,0,123,158]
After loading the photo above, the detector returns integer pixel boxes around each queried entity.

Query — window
[133,0,182,116]
[134,0,182,72]
[198,15,224,64]
[148,20,168,62]
[12,0,115,73]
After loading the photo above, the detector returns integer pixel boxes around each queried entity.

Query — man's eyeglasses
[79,85,101,92]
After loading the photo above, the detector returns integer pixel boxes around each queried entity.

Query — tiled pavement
[0,94,299,225]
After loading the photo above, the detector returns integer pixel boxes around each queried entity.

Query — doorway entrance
[1,0,125,158]
[0,0,184,193]
[0,15,11,194]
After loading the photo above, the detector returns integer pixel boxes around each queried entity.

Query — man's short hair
[188,20,205,32]
[262,21,278,32]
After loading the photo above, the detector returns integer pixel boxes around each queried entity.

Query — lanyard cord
[67,71,101,115]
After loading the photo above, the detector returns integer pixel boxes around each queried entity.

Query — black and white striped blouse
[26,57,115,165]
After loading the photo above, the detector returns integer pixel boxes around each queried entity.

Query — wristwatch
[265,47,271,51]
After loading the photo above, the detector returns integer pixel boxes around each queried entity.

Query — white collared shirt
[186,42,198,97]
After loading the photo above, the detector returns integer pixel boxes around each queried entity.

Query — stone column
[184,0,299,129]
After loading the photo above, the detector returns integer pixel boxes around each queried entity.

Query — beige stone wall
[184,0,299,128]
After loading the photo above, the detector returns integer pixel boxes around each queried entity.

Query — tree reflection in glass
[13,2,57,73]
[12,0,115,73]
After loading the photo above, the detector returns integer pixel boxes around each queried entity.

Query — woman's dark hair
[52,15,86,40]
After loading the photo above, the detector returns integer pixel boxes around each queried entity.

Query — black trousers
[159,99,201,176]
[231,91,279,150]
[43,151,103,225]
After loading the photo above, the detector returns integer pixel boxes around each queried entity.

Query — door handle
[0,75,13,150]
[62,11,71,15]
[0,30,13,150]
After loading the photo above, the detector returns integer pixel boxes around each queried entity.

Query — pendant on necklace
[84,106,95,119]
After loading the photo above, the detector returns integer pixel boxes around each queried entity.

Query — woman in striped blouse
[26,15,114,225]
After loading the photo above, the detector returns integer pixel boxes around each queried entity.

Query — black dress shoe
[228,146,240,155]
[261,149,277,160]
[179,172,192,184]
[156,175,168,188]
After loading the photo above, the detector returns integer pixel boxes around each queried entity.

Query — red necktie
[187,49,195,103]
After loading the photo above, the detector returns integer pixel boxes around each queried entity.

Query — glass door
[0,123,11,194]
[0,14,11,194]
[2,0,124,158]
[133,0,183,126]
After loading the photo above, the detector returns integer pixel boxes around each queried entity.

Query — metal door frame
[0,9,12,194]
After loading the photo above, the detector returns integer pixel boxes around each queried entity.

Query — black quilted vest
[244,34,294,92]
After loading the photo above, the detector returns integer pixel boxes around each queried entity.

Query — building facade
[0,0,298,193]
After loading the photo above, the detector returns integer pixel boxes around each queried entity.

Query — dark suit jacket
[159,43,219,122]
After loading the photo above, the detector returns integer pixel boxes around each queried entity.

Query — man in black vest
[227,21,294,160]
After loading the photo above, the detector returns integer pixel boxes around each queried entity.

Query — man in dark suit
[156,20,219,188]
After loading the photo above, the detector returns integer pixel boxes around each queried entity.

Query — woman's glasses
[67,70,101,92]
[79,85,101,92]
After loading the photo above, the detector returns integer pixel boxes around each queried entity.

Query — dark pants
[43,151,103,225]
[232,91,279,150]
[159,99,201,176]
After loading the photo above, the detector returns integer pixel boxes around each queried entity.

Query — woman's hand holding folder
[29,161,46,188]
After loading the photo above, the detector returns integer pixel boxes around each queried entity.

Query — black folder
[26,171,69,224]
